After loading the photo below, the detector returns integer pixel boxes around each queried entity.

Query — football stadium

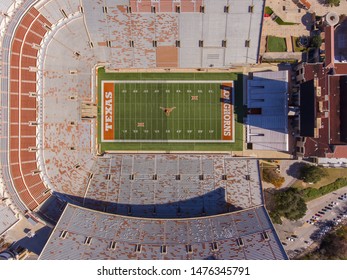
[0,0,288,260]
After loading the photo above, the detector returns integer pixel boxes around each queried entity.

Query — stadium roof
[39,203,287,260]
[246,71,289,151]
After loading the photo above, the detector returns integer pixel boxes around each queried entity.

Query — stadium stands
[39,203,287,260]
[45,154,263,218]
[8,7,52,210]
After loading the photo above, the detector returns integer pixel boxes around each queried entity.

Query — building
[0,0,285,260]
[295,17,347,166]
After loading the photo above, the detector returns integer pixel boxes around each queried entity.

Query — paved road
[274,186,347,259]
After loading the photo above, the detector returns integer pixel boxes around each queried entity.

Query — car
[338,197,344,200]
[322,208,328,212]
[282,242,288,246]
[286,237,295,242]
[325,206,332,210]
[318,211,325,215]
[315,213,322,217]
[291,234,298,238]
[332,201,338,205]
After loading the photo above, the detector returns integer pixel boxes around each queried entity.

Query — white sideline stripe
[102,80,233,84]
[101,80,234,143]
[102,139,235,143]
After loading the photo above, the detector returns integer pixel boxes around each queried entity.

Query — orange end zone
[103,83,114,140]
[221,83,233,141]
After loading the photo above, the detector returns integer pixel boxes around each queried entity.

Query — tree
[272,188,307,222]
[325,0,340,7]
[262,168,285,188]
[301,226,347,259]
[311,35,322,48]
[299,164,328,184]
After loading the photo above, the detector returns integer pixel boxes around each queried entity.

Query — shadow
[49,187,244,219]
[35,195,68,226]
[335,19,347,62]
[301,12,314,31]
[316,0,329,6]
[246,73,289,151]
[204,255,218,260]
[12,226,53,255]
[309,219,334,241]
[286,161,306,179]
[278,63,294,71]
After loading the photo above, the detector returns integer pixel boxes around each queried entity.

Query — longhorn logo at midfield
[160,107,176,117]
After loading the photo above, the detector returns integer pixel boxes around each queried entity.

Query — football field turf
[97,68,244,152]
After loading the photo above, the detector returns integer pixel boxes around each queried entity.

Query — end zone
[102,82,114,140]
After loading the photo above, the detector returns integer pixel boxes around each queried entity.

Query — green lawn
[274,17,297,25]
[293,168,347,189]
[97,68,244,152]
[265,6,297,25]
[267,36,287,52]
[264,6,273,15]
[292,36,306,52]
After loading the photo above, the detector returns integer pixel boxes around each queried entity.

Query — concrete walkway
[263,52,303,60]
[286,35,293,52]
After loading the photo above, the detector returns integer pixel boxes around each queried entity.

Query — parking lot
[274,186,347,258]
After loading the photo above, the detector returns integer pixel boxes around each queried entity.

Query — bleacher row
[44,154,263,218]
[39,204,287,260]
[9,7,51,210]
[129,0,204,13]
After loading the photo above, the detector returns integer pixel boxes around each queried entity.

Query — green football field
[103,81,232,142]
[97,68,244,152]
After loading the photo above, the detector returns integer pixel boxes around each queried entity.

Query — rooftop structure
[39,203,287,260]
[246,71,289,151]
[0,202,18,236]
